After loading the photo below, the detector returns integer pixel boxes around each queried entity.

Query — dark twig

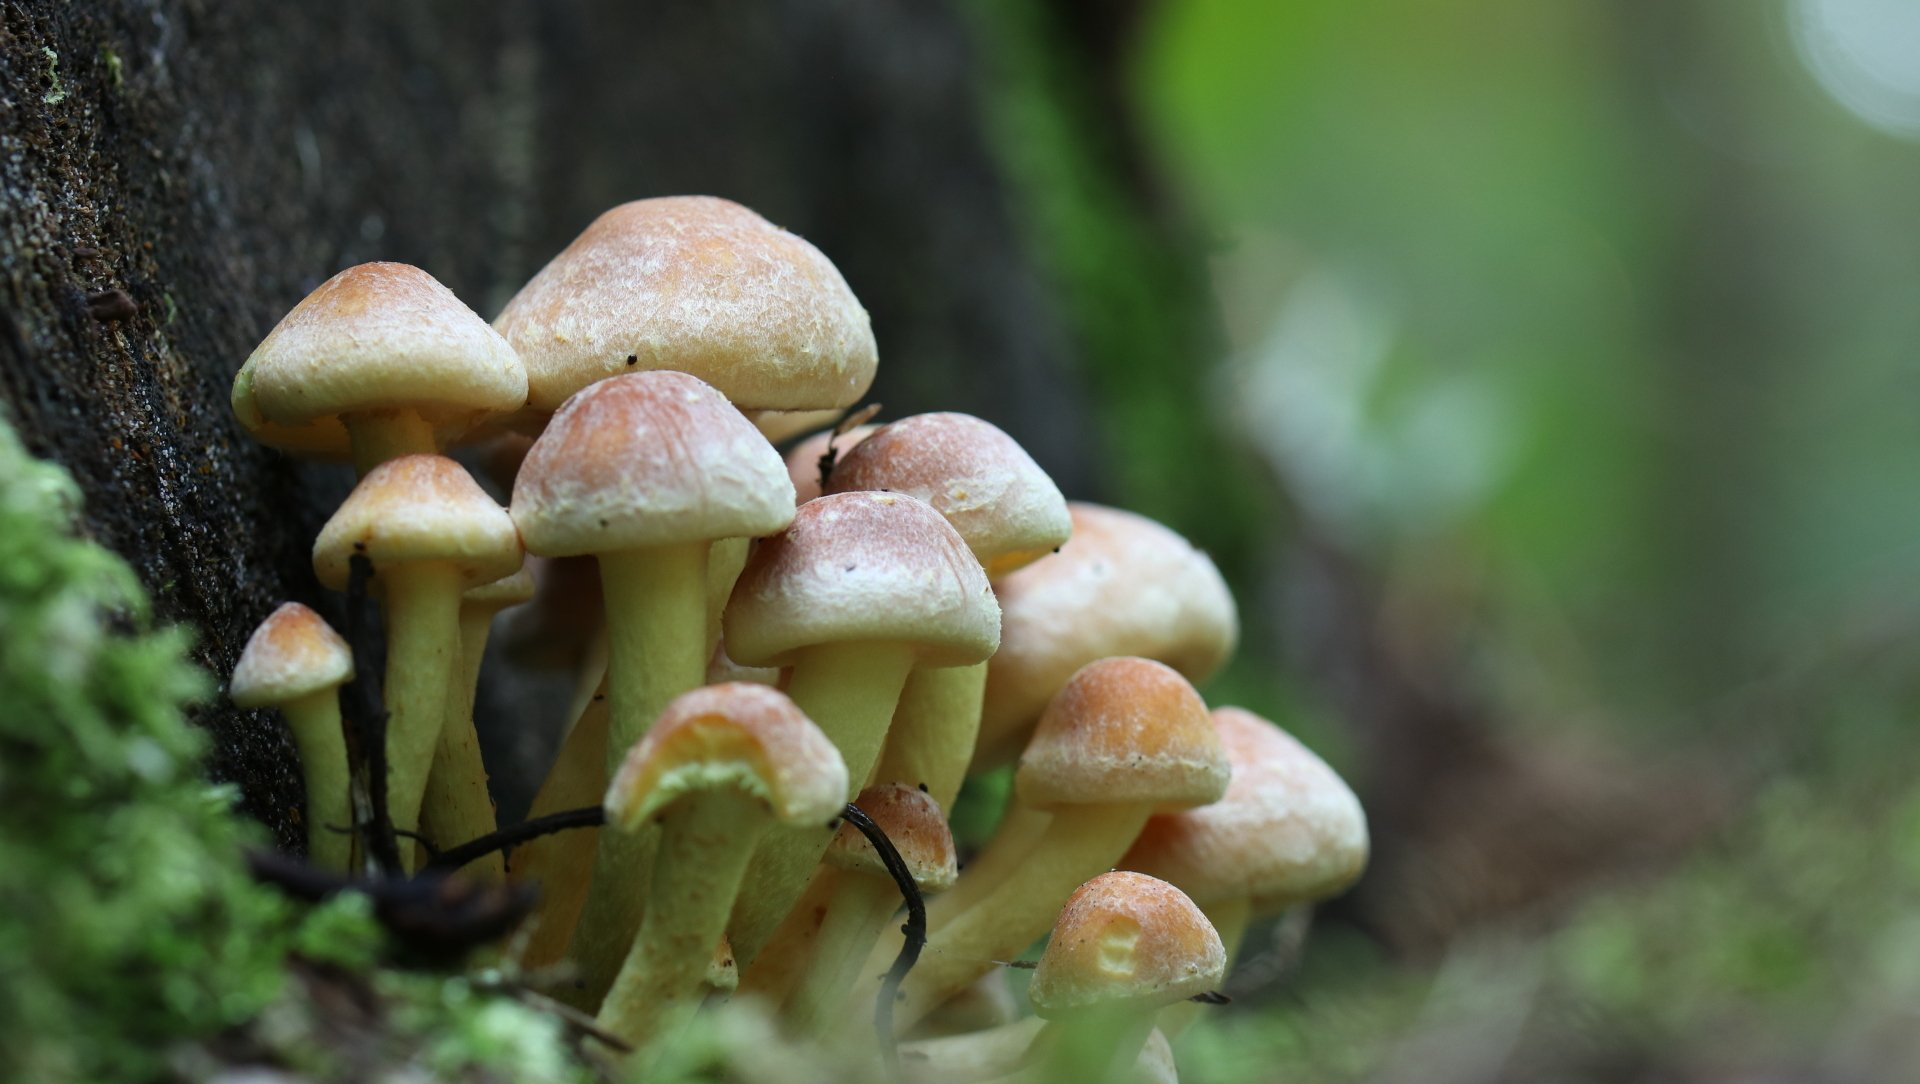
[344,553,403,874]
[839,799,923,1073]
[425,805,607,873]
[815,402,883,492]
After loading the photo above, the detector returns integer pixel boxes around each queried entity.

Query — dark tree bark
[1,0,1091,846]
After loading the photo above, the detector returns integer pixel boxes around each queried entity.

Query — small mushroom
[1022,872,1224,1084]
[312,455,522,862]
[229,603,355,872]
[594,684,847,1058]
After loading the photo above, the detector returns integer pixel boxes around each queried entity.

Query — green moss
[41,46,66,105]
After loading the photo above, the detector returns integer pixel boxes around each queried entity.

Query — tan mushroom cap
[230,603,354,707]
[510,370,795,557]
[234,262,527,456]
[786,424,878,505]
[604,683,848,830]
[1016,657,1229,812]
[312,455,523,591]
[725,492,1001,669]
[1122,707,1369,910]
[825,413,1070,578]
[494,196,878,413]
[975,503,1239,768]
[1028,871,1226,1018]
[828,783,958,891]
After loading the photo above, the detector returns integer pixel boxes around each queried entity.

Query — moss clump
[0,419,299,1080]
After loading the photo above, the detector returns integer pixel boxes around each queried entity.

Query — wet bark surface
[0,0,1089,846]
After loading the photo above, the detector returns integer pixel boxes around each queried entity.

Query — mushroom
[232,262,527,473]
[721,491,1000,965]
[973,503,1238,770]
[229,602,355,872]
[1122,706,1368,1039]
[824,412,1071,812]
[507,685,610,970]
[493,196,877,421]
[511,369,794,1003]
[595,683,847,1058]
[312,455,522,861]
[1022,872,1224,1084]
[873,657,1229,1032]
[419,567,536,878]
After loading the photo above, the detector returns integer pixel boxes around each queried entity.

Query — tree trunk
[0,0,1091,847]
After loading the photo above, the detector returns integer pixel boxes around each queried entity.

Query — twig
[838,799,923,1073]
[344,553,402,874]
[425,805,607,873]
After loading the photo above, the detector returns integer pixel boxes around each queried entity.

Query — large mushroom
[232,262,526,472]
[510,369,795,1002]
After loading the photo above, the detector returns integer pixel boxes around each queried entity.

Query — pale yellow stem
[509,687,608,970]
[873,660,986,812]
[281,689,353,872]
[345,409,437,475]
[381,562,463,863]
[420,605,505,878]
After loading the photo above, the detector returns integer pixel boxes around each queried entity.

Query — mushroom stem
[563,543,711,1006]
[706,537,750,645]
[380,561,465,861]
[897,1017,1046,1083]
[926,800,1050,921]
[782,871,904,1037]
[874,660,985,811]
[598,790,768,1055]
[345,409,437,474]
[280,689,353,872]
[1025,1009,1158,1084]
[881,803,1153,1032]
[421,600,509,877]
[508,686,608,969]
[726,641,917,964]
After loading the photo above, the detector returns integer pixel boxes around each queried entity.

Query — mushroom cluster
[226,195,1371,1080]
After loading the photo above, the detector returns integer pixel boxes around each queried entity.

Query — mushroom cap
[1122,707,1369,911]
[494,197,878,413]
[753,408,847,446]
[604,683,848,830]
[828,783,958,892]
[824,413,1070,578]
[230,602,354,707]
[312,455,523,591]
[1015,657,1229,812]
[724,492,1001,669]
[509,371,795,556]
[1027,871,1225,1018]
[234,262,527,455]
[975,503,1238,769]
[786,424,878,505]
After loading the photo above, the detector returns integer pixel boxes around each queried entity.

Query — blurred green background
[998,0,1920,1078]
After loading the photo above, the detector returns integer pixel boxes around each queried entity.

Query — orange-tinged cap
[1122,707,1368,911]
[235,262,526,456]
[828,783,958,891]
[495,197,877,413]
[510,371,794,556]
[604,683,847,830]
[725,492,1000,669]
[825,413,1069,578]
[1015,658,1228,812]
[1028,871,1225,1017]
[312,454,522,591]
[230,602,353,707]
